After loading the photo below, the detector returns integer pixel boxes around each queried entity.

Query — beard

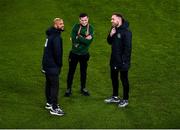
[112,22,118,27]
[60,28,64,32]
[57,27,64,32]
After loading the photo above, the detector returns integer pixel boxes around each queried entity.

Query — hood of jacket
[117,21,129,30]
[46,27,61,36]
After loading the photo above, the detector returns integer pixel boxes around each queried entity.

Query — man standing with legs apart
[42,18,65,116]
[65,13,94,97]
[104,13,132,107]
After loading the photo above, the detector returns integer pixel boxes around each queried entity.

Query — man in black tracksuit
[42,18,65,116]
[104,13,132,107]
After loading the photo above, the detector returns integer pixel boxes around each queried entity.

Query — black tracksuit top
[42,27,63,75]
[107,21,132,71]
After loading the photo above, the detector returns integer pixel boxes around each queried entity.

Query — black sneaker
[50,107,65,116]
[104,96,120,103]
[81,88,90,96]
[64,89,72,97]
[118,100,128,107]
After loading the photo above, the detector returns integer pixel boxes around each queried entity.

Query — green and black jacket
[71,23,94,55]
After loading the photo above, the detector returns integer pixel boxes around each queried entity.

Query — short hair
[53,18,63,23]
[79,13,88,18]
[112,13,125,23]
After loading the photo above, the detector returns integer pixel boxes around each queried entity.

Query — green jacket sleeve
[71,24,79,44]
[77,25,94,45]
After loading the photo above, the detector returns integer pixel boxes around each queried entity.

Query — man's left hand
[86,35,92,40]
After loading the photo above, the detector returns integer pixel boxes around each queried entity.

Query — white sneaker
[50,107,65,116]
[118,100,128,107]
[104,96,120,103]
[45,103,52,110]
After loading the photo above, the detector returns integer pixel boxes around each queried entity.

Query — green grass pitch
[0,0,179,128]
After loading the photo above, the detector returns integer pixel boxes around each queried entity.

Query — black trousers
[67,51,90,90]
[111,68,129,100]
[45,74,59,109]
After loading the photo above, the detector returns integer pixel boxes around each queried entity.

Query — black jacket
[107,21,132,71]
[42,27,63,75]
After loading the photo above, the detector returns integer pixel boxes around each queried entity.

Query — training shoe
[81,88,90,96]
[118,100,128,107]
[50,107,65,116]
[64,89,72,97]
[104,96,120,103]
[45,103,52,110]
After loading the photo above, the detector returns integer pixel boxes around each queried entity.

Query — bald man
[42,18,65,116]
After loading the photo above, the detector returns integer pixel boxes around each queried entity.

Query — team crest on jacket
[117,33,121,38]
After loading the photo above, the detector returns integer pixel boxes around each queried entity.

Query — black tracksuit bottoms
[111,68,129,100]
[67,51,90,90]
[45,74,59,109]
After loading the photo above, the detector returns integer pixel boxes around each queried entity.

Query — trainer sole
[50,111,64,116]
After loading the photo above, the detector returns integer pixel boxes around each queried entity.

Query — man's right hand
[110,28,116,37]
